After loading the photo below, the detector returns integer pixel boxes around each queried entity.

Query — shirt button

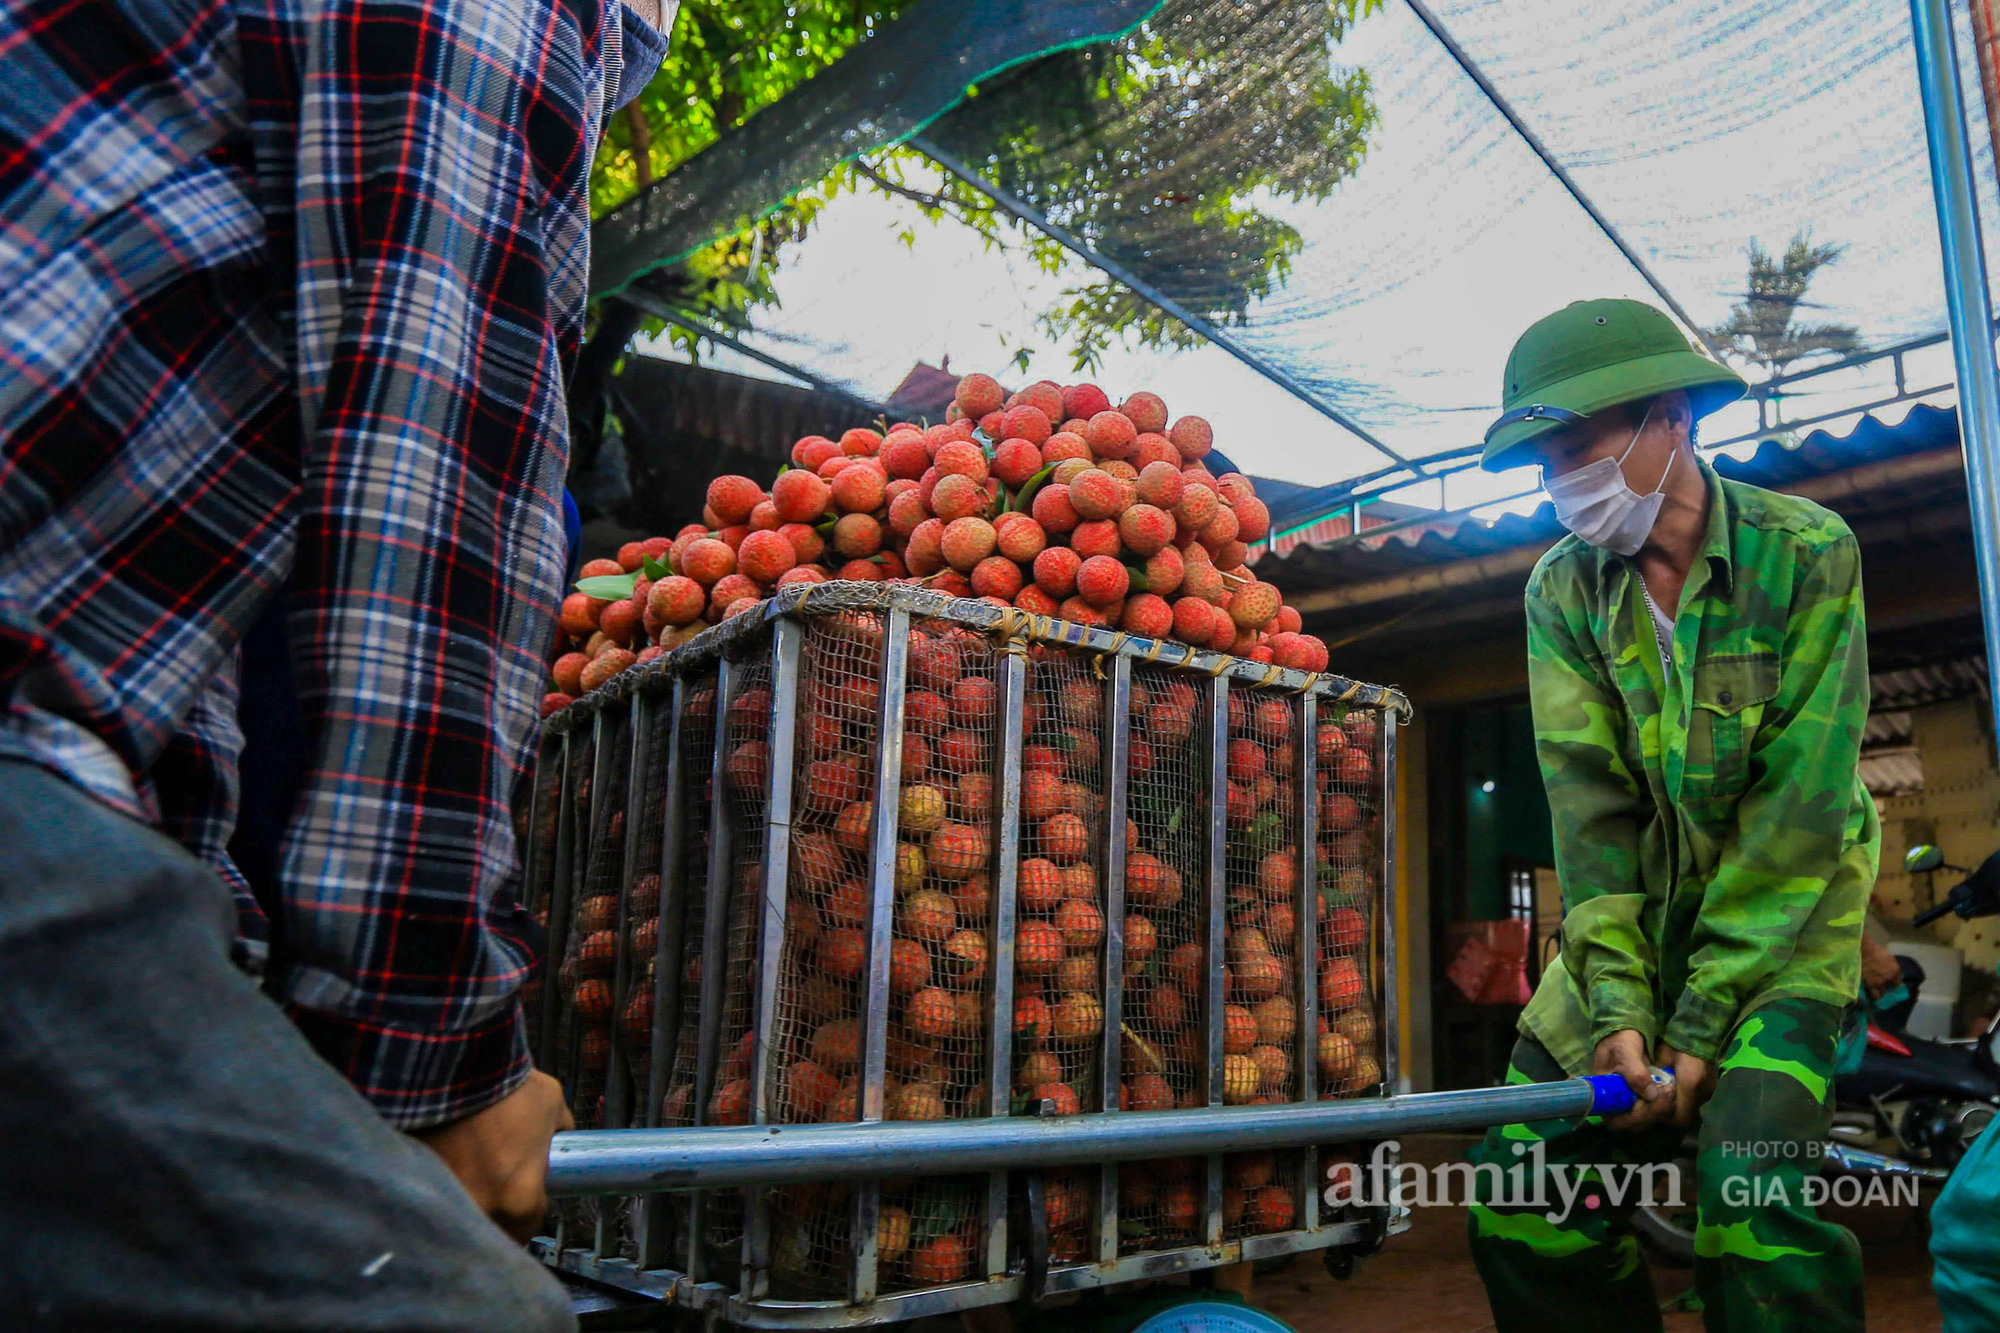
[1718,690,1733,706]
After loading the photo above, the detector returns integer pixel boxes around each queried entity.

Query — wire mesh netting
[520,730,564,1055]
[1116,667,1211,1254]
[521,586,1405,1304]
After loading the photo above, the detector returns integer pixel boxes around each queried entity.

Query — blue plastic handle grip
[1583,1073,1637,1117]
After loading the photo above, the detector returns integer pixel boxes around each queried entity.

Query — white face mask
[1541,401,1675,556]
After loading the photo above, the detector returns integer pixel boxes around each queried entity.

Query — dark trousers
[0,759,574,1331]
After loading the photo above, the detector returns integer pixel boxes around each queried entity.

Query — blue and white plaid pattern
[0,0,619,1127]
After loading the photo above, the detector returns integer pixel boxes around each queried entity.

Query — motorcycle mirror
[1904,844,1945,875]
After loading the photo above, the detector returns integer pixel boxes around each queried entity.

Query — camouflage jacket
[1518,461,1877,1071]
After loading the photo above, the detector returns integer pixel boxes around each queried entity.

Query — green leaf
[641,555,672,581]
[1168,805,1184,835]
[576,574,638,601]
[1124,563,1151,595]
[1011,464,1057,514]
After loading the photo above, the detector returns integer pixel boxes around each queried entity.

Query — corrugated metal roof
[1261,403,1963,591]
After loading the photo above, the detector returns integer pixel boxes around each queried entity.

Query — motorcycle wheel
[1630,1153,1697,1267]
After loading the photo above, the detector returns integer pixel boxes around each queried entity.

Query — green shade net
[590,0,1167,297]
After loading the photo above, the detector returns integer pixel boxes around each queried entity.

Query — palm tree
[1705,232,1862,377]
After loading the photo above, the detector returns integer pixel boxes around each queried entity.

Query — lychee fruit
[992,438,1043,489]
[955,372,1005,419]
[1015,585,1061,617]
[1069,519,1123,561]
[1042,432,1092,466]
[1000,404,1052,446]
[1118,504,1174,557]
[1169,416,1214,460]
[931,473,985,522]
[1144,544,1185,597]
[882,433,931,480]
[1085,411,1137,460]
[839,427,882,457]
[934,440,989,485]
[1121,593,1174,638]
[680,537,736,586]
[1171,597,1215,644]
[1121,392,1169,434]
[779,522,825,564]
[1136,460,1185,511]
[1032,545,1081,597]
[1232,494,1271,543]
[830,462,886,514]
[1051,457,1093,486]
[887,488,929,536]
[941,517,997,572]
[1199,506,1241,553]
[1214,540,1250,570]
[1009,381,1065,421]
[1174,483,1219,531]
[832,513,883,559]
[1057,597,1108,627]
[1031,483,1081,534]
[706,475,764,525]
[1131,432,1180,471]
[994,512,1047,563]
[1063,383,1112,420]
[1230,581,1282,630]
[971,555,1024,600]
[736,529,796,584]
[747,500,781,531]
[792,434,836,467]
[1076,555,1131,608]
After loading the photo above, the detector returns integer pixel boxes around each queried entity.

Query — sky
[639,0,1999,520]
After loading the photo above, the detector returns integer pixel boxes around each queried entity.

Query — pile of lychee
[543,374,1329,713]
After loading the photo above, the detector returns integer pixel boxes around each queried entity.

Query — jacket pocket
[1683,653,1779,812]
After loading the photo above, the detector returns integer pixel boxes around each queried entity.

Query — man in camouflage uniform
[1464,300,1876,1332]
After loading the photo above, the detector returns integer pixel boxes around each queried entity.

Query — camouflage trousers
[1465,997,1861,1333]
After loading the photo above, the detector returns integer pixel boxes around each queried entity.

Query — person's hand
[415,1068,573,1242]
[1653,1043,1715,1128]
[1859,932,1903,1000]
[1592,1029,1671,1130]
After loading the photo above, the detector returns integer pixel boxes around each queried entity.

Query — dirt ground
[1246,1134,1944,1333]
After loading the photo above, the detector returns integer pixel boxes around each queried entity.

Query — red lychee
[1085,411,1137,460]
[832,513,883,559]
[1200,505,1241,551]
[1015,584,1060,616]
[1230,580,1281,630]
[839,427,882,457]
[1171,597,1215,644]
[971,556,1024,600]
[735,529,796,584]
[1136,460,1186,511]
[1118,504,1174,557]
[994,512,1048,563]
[707,573,759,619]
[1169,416,1213,460]
[747,500,781,531]
[1063,383,1112,419]
[1121,593,1174,638]
[1232,494,1271,543]
[1042,432,1092,466]
[887,488,929,536]
[706,475,763,525]
[1032,545,1082,597]
[646,575,705,629]
[1174,483,1219,532]
[680,538,736,586]
[1068,470,1124,521]
[1214,540,1250,570]
[1000,404,1052,446]
[931,473,985,522]
[830,462,886,514]
[882,433,931,480]
[1056,597,1108,627]
[941,517,998,572]
[837,559,884,582]
[934,440,989,485]
[1144,544,1185,597]
[792,434,836,467]
[1076,555,1131,608]
[780,522,825,565]
[992,438,1043,489]
[776,565,827,588]
[1009,381,1065,423]
[955,372,1005,419]
[1031,483,1081,534]
[1121,392,1169,434]
[1069,519,1123,561]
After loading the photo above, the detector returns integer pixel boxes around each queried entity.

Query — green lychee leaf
[1124,563,1151,594]
[576,574,638,601]
[641,556,672,581]
[1012,464,1057,513]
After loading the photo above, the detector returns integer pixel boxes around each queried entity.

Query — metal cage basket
[521,582,1406,1326]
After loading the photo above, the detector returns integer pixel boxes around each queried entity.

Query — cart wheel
[1129,1300,1298,1333]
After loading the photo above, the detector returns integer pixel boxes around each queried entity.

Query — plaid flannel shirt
[0,0,638,1128]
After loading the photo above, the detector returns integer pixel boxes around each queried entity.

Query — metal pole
[1401,0,1732,368]
[908,135,1422,476]
[545,1080,1609,1196]
[1911,0,2000,752]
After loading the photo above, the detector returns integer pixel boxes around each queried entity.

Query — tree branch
[853,160,988,229]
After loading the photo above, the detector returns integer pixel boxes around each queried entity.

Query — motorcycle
[1631,843,2000,1264]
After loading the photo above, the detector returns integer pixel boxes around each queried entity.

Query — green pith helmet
[1481,299,1748,472]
